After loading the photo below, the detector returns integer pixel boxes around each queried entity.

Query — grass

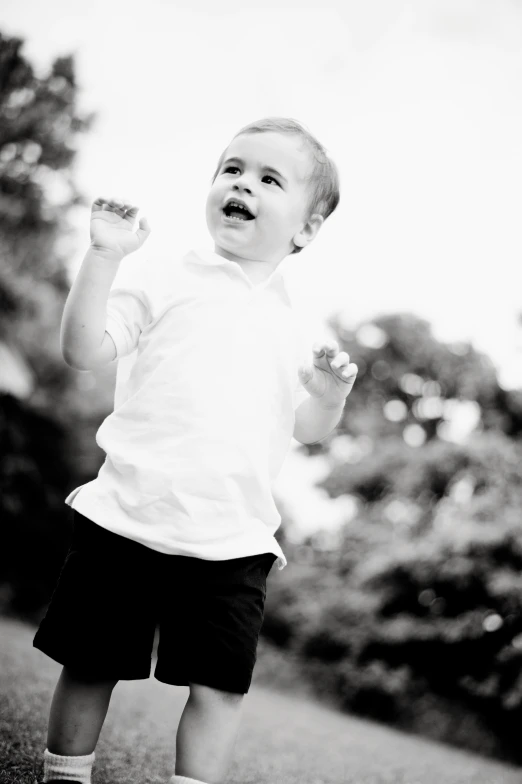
[0,615,520,784]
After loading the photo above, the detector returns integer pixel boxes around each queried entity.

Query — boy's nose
[233,178,253,195]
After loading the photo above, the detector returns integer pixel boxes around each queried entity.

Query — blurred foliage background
[2,30,522,767]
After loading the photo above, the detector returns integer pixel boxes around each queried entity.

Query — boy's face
[206,132,323,265]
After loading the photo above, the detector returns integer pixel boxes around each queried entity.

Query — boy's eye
[222,166,280,186]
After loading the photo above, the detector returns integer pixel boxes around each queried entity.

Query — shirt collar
[188,248,288,294]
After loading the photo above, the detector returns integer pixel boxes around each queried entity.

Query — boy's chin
[213,232,255,254]
[211,229,286,262]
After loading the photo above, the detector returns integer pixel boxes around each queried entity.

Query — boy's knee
[189,682,244,706]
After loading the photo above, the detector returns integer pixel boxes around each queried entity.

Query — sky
[3,0,522,391]
[2,0,522,538]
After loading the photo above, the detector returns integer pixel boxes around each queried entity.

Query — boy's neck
[214,246,283,285]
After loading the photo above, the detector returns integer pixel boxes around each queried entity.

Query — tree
[0,31,94,617]
[264,313,522,762]
[0,31,93,410]
[302,311,522,454]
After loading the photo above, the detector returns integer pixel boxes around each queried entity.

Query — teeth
[225,201,253,216]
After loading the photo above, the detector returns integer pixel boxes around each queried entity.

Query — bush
[0,393,74,620]
[264,431,522,763]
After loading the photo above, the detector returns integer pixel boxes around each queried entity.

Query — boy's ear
[293,213,324,249]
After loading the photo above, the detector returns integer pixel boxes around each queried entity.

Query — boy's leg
[174,682,244,784]
[34,512,157,781]
[156,551,277,783]
[47,664,118,755]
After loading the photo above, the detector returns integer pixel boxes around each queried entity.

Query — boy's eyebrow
[222,156,288,184]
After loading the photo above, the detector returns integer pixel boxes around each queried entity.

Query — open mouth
[223,201,255,221]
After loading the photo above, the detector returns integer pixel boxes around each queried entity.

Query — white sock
[169,776,209,784]
[43,748,95,783]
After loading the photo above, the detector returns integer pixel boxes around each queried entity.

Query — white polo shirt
[65,248,310,571]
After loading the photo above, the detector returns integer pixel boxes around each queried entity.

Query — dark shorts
[33,510,277,694]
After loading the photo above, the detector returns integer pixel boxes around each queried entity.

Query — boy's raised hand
[90,197,151,259]
[298,340,358,408]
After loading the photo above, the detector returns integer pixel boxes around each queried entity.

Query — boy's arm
[61,198,150,370]
[61,248,122,369]
[293,395,345,445]
[292,340,357,444]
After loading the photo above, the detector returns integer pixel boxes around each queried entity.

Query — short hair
[210,117,340,254]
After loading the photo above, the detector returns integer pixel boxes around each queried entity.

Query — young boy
[33,117,358,784]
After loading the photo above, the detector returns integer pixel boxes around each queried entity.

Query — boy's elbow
[62,349,89,370]
[61,342,77,368]
[62,336,117,370]
[61,332,84,369]
[61,343,98,371]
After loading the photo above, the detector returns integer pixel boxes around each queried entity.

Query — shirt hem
[65,488,287,570]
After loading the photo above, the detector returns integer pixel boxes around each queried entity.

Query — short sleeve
[105,287,151,359]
